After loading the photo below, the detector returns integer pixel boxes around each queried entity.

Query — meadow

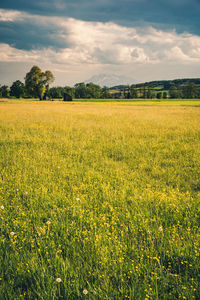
[0,100,200,299]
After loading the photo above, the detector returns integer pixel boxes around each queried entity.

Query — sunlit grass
[0,101,200,299]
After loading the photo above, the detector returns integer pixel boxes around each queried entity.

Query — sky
[0,0,200,86]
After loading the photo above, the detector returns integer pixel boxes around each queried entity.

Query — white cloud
[0,9,23,21]
[0,44,40,62]
[0,9,200,66]
[0,9,200,84]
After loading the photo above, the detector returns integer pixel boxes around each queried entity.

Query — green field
[3,98,200,105]
[0,101,200,299]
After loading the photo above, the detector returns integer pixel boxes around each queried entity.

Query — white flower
[25,192,28,195]
[16,189,19,192]
[158,226,163,232]
[46,220,51,225]
[10,232,14,236]
[0,205,4,210]
[76,197,80,201]
[83,289,88,295]
[56,278,62,283]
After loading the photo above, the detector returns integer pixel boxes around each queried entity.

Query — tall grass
[0,102,200,299]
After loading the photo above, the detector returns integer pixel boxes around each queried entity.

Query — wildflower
[153,257,160,263]
[158,226,163,232]
[58,166,60,169]
[10,232,14,236]
[76,197,80,201]
[83,289,88,295]
[0,205,4,210]
[56,278,62,283]
[46,220,51,225]
[16,189,19,192]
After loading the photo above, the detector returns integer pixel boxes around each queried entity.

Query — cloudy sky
[0,0,200,86]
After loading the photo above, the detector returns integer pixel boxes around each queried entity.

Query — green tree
[10,80,25,98]
[49,87,65,99]
[130,85,138,98]
[74,83,88,98]
[163,92,168,99]
[0,85,10,98]
[142,85,148,99]
[182,83,198,99]
[101,86,110,99]
[86,83,102,98]
[64,86,75,99]
[147,88,154,99]
[25,66,55,100]
[169,85,182,99]
[156,92,162,99]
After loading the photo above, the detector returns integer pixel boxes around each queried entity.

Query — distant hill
[85,74,138,87]
[108,78,200,99]
[110,78,200,91]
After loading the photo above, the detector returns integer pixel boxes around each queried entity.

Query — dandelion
[10,232,14,236]
[0,205,4,210]
[56,278,62,283]
[83,289,88,295]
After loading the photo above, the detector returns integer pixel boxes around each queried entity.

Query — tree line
[0,66,111,100]
[0,66,200,99]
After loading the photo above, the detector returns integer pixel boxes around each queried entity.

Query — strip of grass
[1,98,200,106]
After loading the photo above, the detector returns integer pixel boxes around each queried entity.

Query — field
[0,100,200,299]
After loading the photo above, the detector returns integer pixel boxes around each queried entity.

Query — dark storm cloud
[0,20,68,50]
[0,0,200,35]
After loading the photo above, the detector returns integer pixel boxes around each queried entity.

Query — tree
[0,85,10,98]
[74,83,88,98]
[163,92,168,99]
[156,92,162,99]
[130,85,138,98]
[101,86,110,99]
[10,80,25,98]
[142,85,149,99]
[25,66,55,100]
[64,86,75,99]
[182,83,198,99]
[169,85,182,99]
[86,83,102,98]
[126,86,131,99]
[49,87,64,99]
[147,88,154,99]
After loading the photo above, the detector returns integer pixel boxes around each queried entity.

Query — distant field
[1,98,200,105]
[0,101,200,299]
[75,99,200,105]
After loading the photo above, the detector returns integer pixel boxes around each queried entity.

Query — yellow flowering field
[0,101,200,299]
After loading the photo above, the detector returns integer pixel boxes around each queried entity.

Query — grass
[0,101,200,299]
[2,98,200,105]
